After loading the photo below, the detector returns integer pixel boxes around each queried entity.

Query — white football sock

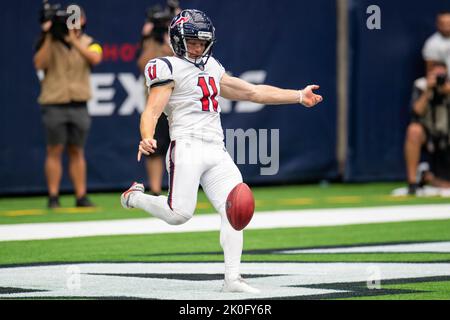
[219,206,243,281]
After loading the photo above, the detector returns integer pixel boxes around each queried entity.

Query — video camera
[39,0,70,42]
[146,0,180,43]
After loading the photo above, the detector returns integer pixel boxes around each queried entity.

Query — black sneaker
[407,183,419,196]
[48,196,61,209]
[76,196,95,207]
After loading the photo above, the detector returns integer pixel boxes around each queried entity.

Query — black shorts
[41,102,91,147]
[150,113,170,157]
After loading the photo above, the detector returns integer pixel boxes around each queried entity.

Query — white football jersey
[144,56,226,144]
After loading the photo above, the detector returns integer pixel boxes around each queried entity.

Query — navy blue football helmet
[169,9,216,68]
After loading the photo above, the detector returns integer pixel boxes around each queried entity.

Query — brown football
[225,183,255,231]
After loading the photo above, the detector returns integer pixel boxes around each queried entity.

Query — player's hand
[137,138,158,162]
[301,85,323,108]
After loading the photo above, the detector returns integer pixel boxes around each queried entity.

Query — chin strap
[181,40,215,69]
[180,53,212,70]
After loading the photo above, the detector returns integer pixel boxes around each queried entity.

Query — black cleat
[407,183,419,196]
[48,196,61,209]
[76,195,95,207]
[417,162,430,188]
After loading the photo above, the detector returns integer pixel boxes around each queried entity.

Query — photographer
[136,1,180,196]
[404,61,450,195]
[34,3,102,208]
[137,1,179,71]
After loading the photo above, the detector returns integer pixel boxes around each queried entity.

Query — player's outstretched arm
[138,83,173,162]
[220,73,323,108]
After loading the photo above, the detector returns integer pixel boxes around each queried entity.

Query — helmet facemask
[182,35,214,68]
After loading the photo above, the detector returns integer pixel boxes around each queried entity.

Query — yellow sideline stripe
[379,195,410,201]
[380,195,441,202]
[1,207,101,216]
[1,209,45,217]
[278,198,315,205]
[326,196,362,204]
[52,207,101,214]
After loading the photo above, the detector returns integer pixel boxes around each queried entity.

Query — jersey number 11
[197,76,219,112]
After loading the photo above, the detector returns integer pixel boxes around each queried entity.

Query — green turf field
[1,182,450,224]
[1,182,450,300]
[1,219,450,265]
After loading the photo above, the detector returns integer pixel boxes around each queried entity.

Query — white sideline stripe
[0,204,449,242]
[280,241,450,254]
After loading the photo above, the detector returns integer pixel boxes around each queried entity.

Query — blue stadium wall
[0,0,448,194]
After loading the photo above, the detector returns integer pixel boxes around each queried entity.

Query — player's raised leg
[200,146,260,294]
[121,140,202,225]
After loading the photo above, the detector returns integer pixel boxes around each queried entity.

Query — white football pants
[130,138,243,281]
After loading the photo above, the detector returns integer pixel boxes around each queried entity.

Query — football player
[121,9,323,293]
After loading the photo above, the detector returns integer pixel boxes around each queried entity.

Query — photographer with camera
[34,2,102,208]
[404,61,450,195]
[136,1,180,196]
